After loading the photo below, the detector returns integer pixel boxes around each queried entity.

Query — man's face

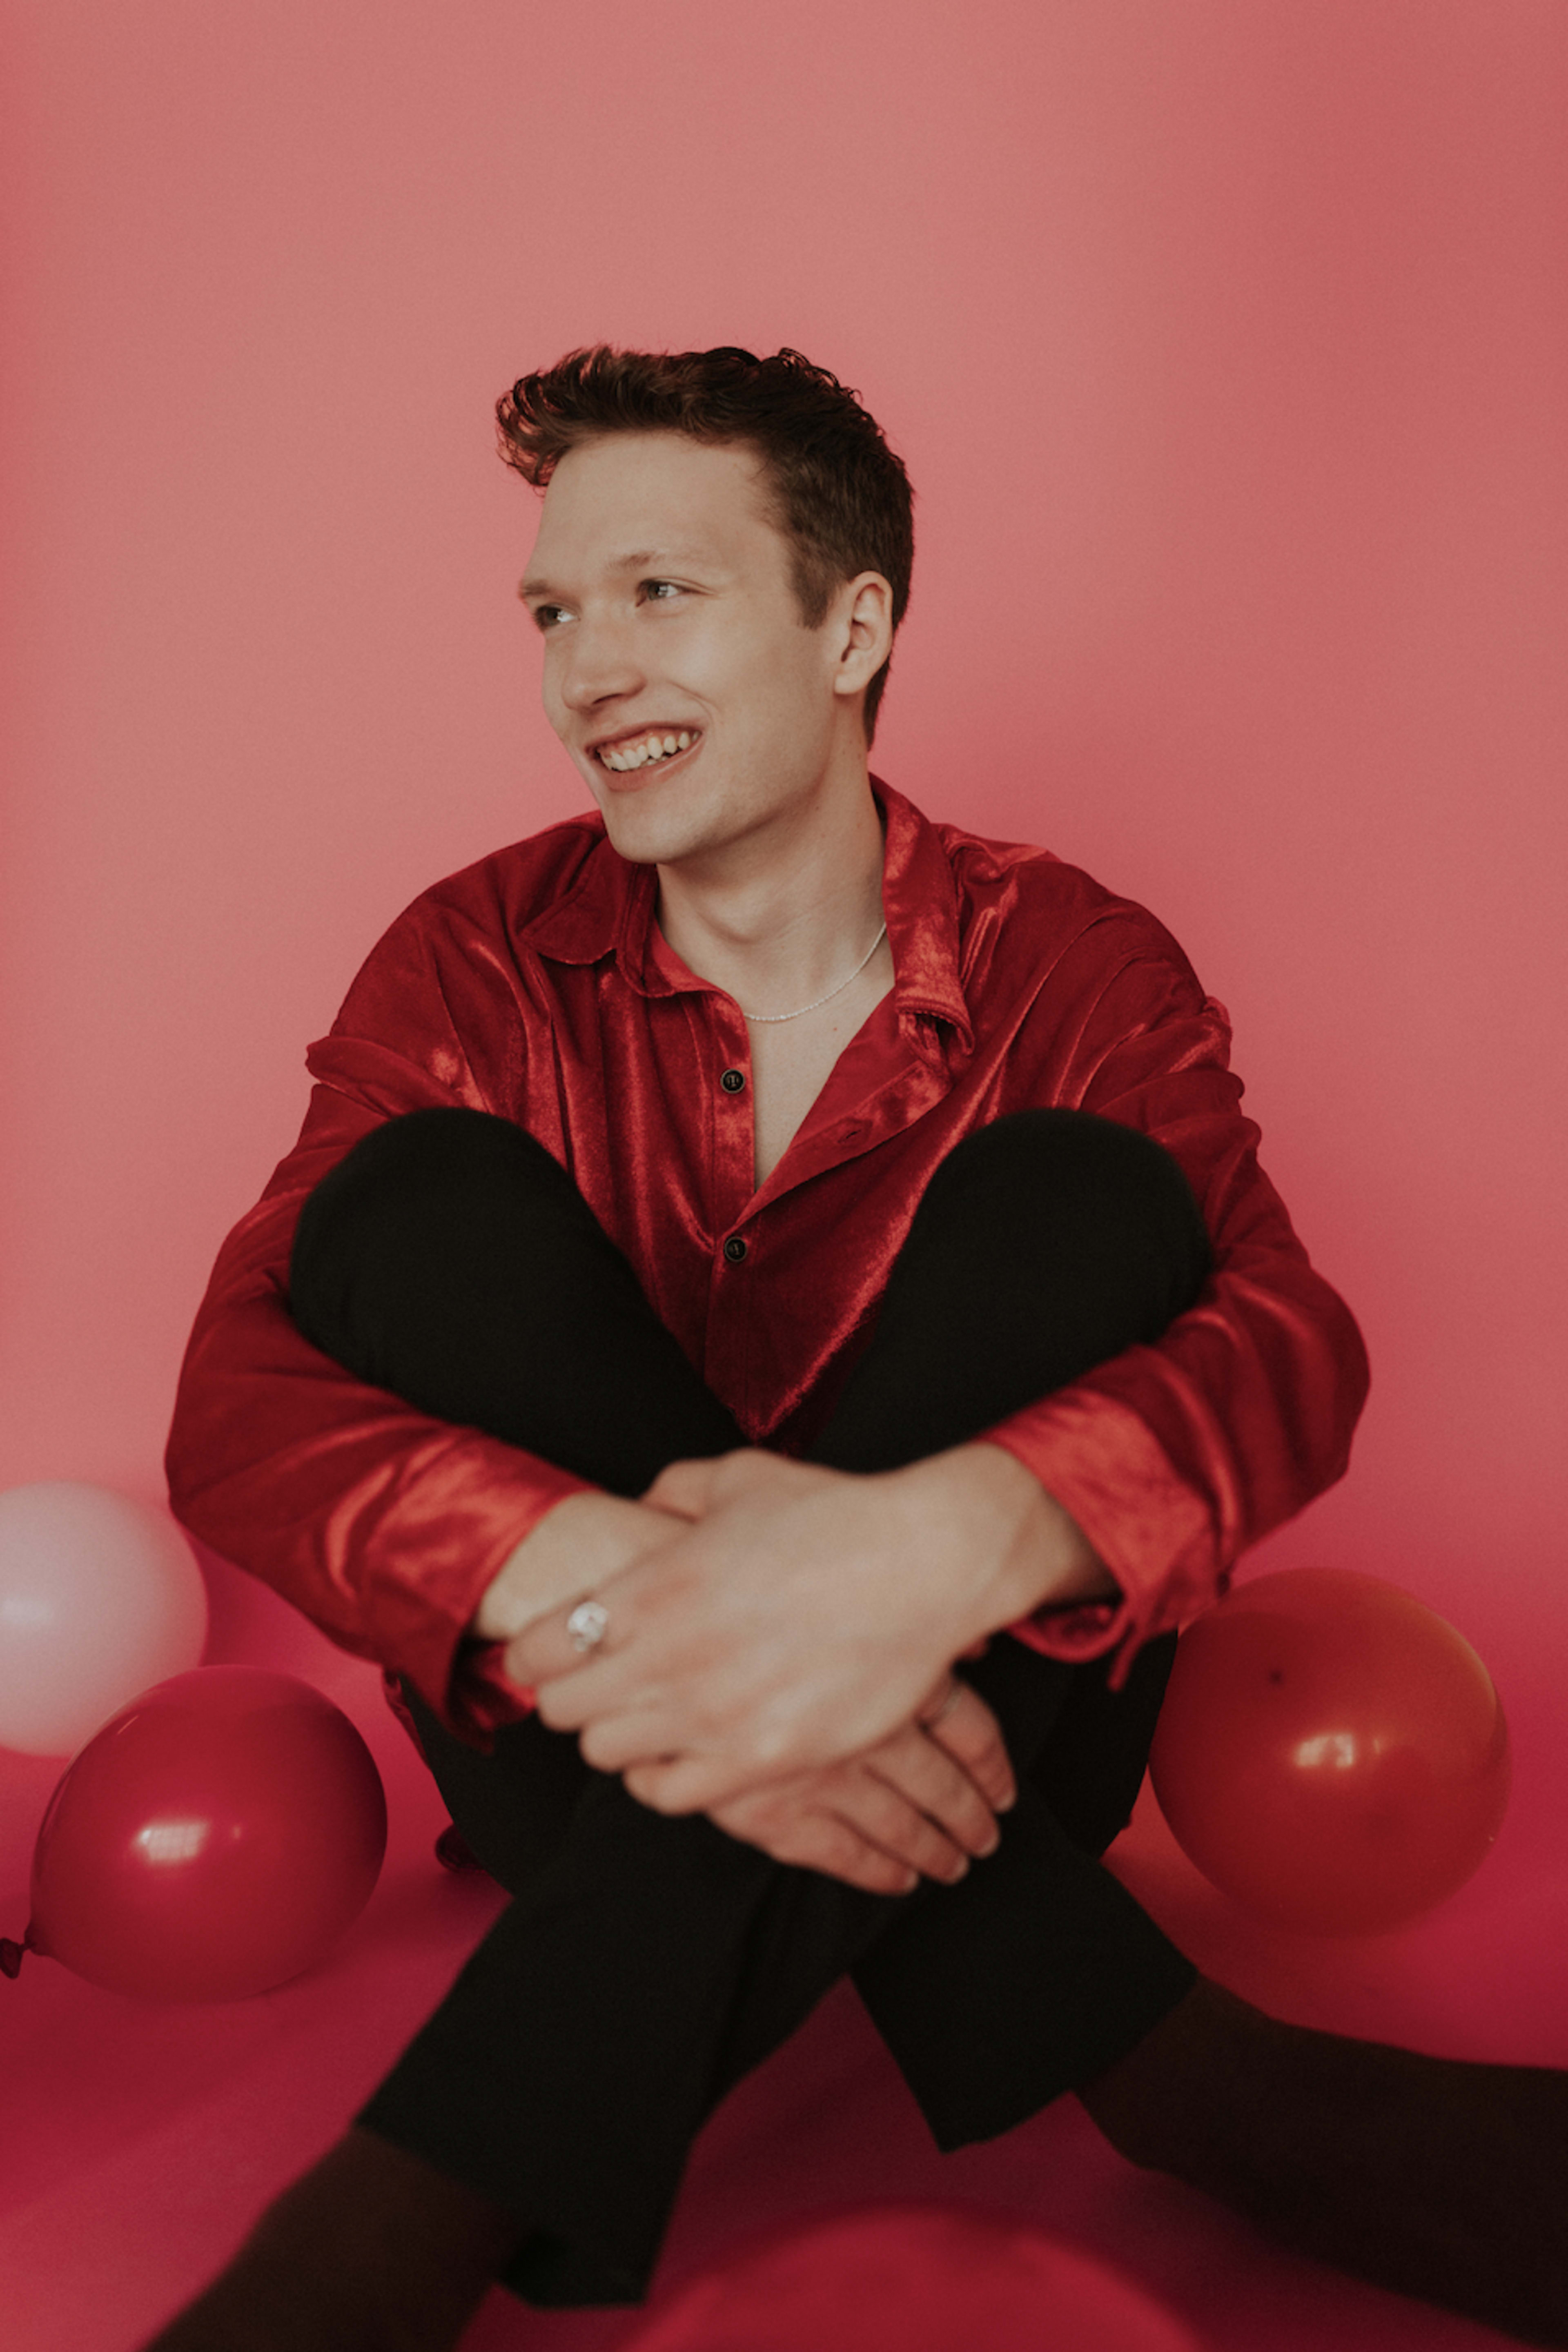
[519,432,870,870]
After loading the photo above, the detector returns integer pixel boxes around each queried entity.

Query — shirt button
[720,1067,746,1094]
[722,1235,748,1264]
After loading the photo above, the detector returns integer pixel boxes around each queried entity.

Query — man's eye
[532,585,682,628]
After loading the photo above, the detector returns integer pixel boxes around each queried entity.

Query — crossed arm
[471,1441,1119,1894]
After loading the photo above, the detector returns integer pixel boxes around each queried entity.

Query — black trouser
[287,1107,1208,2307]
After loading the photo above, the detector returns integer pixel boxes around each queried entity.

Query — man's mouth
[592,727,701,774]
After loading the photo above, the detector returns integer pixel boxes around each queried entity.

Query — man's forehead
[523,435,774,588]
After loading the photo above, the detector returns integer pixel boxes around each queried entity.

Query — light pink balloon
[0,1483,208,1755]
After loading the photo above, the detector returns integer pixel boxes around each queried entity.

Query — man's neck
[654,775,888,1016]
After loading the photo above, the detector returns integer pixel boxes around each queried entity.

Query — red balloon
[624,2204,1201,2352]
[21,1666,386,1999]
[1150,1568,1509,1934]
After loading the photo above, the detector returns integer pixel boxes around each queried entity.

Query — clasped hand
[503,1448,1025,1893]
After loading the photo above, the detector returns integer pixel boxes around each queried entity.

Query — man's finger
[795,1817,920,1894]
[639,1457,721,1517]
[917,1673,965,1728]
[504,1584,644,1691]
[616,1747,777,1814]
[622,1756,694,1809]
[825,1785,971,1884]
[866,1724,1000,1858]
[641,1447,775,1517]
[581,1715,687,1782]
[717,1803,919,1895]
[919,1680,1017,1812]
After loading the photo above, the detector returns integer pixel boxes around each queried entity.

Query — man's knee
[297,1108,548,1247]
[288,1109,554,1338]
[931,1107,1204,1240]
[909,1109,1212,1330]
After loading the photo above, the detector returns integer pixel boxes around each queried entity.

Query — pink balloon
[0,1481,207,1755]
[624,2204,1201,2352]
[1150,1568,1510,1934]
[15,1667,385,1999]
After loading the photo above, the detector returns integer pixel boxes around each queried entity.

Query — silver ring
[566,1599,610,1654]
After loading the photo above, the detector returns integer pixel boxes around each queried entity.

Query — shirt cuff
[981,1388,1222,1688]
[380,1639,539,1762]
[447,1637,541,1744]
[377,1457,590,1752]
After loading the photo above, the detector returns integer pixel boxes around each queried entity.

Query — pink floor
[2,1552,1563,2352]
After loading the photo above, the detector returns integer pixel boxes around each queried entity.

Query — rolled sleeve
[164,912,592,1753]
[978,947,1369,1685]
[987,1392,1222,1685]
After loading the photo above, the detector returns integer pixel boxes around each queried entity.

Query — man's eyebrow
[518,548,711,599]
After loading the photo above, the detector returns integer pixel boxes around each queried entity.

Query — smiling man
[151,347,1566,2351]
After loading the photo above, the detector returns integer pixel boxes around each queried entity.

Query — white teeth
[599,730,697,771]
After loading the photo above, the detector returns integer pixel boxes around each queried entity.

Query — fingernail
[977,1829,1001,1858]
[945,1856,970,1882]
[996,1787,1017,1811]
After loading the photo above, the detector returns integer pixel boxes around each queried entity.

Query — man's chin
[594,786,735,873]
[596,804,697,869]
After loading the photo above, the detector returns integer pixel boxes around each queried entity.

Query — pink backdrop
[3,7,1566,2346]
[6,0,1564,1664]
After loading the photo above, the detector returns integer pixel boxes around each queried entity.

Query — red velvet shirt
[165,781,1369,1753]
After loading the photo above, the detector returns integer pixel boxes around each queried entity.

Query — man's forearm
[888,1441,1121,1635]
[479,1446,1112,1652]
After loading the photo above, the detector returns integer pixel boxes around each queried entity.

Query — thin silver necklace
[740,924,889,1023]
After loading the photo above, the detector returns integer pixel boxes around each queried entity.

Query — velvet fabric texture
[165,781,1368,1748]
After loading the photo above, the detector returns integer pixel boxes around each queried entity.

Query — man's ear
[831,572,895,700]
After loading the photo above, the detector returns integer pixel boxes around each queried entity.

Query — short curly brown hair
[496,344,914,743]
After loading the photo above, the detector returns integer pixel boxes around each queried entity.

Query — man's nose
[557,619,645,715]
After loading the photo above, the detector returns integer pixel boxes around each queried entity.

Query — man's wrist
[470,1490,674,1643]
[890,1442,1120,1640]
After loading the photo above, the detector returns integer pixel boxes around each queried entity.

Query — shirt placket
[698,994,763,1421]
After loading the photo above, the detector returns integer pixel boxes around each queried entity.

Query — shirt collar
[518,777,973,1056]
